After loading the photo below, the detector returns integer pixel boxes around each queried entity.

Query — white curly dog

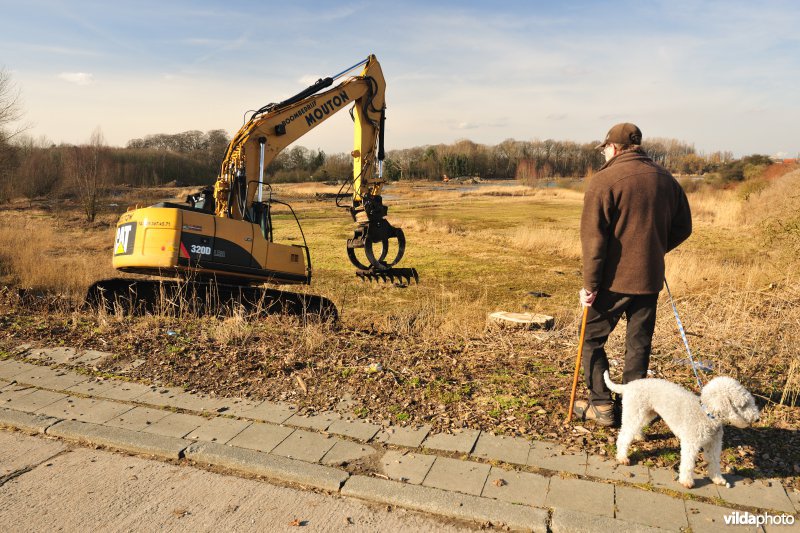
[603,371,759,488]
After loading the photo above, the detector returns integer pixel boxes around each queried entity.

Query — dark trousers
[582,290,658,406]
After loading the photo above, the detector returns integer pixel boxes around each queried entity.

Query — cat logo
[114,222,136,255]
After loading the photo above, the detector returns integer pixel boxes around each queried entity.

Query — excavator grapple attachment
[346,225,406,270]
[346,215,417,283]
[355,267,419,285]
[345,193,416,282]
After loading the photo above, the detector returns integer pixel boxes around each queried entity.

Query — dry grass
[510,225,582,260]
[272,182,342,198]
[459,185,586,202]
[393,217,470,236]
[684,188,742,227]
[0,211,117,297]
[1,176,798,415]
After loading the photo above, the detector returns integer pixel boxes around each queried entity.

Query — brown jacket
[581,148,692,294]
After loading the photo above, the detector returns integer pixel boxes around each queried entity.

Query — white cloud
[58,72,94,85]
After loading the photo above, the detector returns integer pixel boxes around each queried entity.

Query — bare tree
[70,127,109,222]
[0,67,26,200]
[0,67,24,141]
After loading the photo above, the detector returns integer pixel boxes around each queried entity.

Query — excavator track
[85,278,337,321]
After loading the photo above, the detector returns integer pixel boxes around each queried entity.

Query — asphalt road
[0,430,476,532]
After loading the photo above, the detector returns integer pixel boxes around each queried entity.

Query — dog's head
[700,376,760,428]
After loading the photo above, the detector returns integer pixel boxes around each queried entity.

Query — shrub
[677,176,702,193]
[736,178,768,200]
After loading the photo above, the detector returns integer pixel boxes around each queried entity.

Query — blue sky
[2,0,799,157]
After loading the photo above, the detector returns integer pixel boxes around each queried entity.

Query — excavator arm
[212,55,411,277]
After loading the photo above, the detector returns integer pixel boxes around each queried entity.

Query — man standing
[573,123,692,426]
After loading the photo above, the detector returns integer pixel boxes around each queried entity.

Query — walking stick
[567,305,589,423]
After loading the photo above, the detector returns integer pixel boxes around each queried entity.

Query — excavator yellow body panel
[112,205,308,285]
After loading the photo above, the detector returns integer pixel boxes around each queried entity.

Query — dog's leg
[633,409,656,441]
[678,441,700,488]
[705,430,730,488]
[615,404,642,465]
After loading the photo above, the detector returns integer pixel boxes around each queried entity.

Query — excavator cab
[187,187,215,213]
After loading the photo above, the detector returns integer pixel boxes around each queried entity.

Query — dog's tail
[603,371,625,394]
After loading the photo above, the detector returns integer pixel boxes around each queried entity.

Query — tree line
[0,126,752,204]
[0,63,770,220]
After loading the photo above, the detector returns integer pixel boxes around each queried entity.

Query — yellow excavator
[87,55,415,318]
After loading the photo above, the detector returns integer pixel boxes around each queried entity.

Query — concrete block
[65,378,118,397]
[471,433,530,465]
[24,347,77,365]
[481,466,549,507]
[380,450,436,484]
[0,406,61,433]
[788,487,800,513]
[36,396,133,424]
[71,349,113,365]
[649,465,721,499]
[214,397,261,417]
[133,386,185,407]
[11,366,87,391]
[141,412,206,438]
[103,406,171,432]
[46,419,190,459]
[585,454,649,483]
[285,411,341,431]
[185,441,348,492]
[342,475,549,532]
[545,476,614,518]
[685,500,763,533]
[326,418,381,441]
[527,440,588,475]
[101,381,152,402]
[616,485,688,530]
[4,389,68,413]
[487,311,555,330]
[0,359,37,380]
[168,392,231,414]
[235,400,297,423]
[422,456,491,496]
[422,428,480,454]
[119,358,145,373]
[320,440,377,467]
[12,343,33,355]
[0,383,37,406]
[550,508,666,533]
[185,417,251,444]
[374,424,431,448]
[271,429,338,462]
[718,476,796,514]
[226,422,294,453]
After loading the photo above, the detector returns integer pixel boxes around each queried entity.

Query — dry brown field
[1,172,798,488]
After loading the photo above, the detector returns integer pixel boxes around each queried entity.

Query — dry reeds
[510,225,582,260]
[0,212,116,297]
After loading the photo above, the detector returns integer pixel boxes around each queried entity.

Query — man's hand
[579,288,597,307]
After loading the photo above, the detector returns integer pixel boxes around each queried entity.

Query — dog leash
[664,278,705,391]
